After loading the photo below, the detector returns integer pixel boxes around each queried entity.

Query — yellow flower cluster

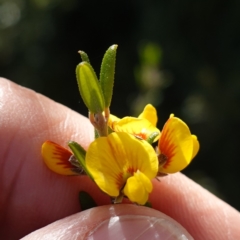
[42,104,199,205]
[41,44,199,205]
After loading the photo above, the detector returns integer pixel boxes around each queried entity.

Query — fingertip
[22,205,193,240]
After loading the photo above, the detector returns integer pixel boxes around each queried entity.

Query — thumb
[22,204,193,240]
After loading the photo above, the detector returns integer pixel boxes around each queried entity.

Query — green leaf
[68,141,93,180]
[78,50,90,64]
[79,191,97,211]
[99,44,118,108]
[76,62,105,113]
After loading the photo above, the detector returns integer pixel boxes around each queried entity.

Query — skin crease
[0,77,240,239]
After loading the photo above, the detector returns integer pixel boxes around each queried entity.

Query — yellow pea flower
[85,132,158,205]
[41,141,80,175]
[157,115,200,174]
[108,104,160,142]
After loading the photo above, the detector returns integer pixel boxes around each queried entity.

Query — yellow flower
[85,132,158,205]
[41,141,80,175]
[108,104,160,142]
[157,114,200,174]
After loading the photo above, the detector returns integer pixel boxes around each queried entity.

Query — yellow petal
[42,141,78,175]
[108,114,120,129]
[138,104,158,126]
[110,117,160,142]
[85,132,158,197]
[191,135,200,160]
[123,171,152,205]
[158,117,193,173]
[134,170,153,193]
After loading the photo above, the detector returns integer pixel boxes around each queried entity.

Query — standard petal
[158,117,193,173]
[138,104,158,126]
[85,132,158,197]
[42,141,79,175]
[111,117,160,142]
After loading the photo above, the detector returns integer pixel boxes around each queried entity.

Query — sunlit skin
[1,78,240,239]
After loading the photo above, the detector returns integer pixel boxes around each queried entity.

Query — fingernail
[87,214,193,240]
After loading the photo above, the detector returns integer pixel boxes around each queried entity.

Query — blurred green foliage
[1,0,240,210]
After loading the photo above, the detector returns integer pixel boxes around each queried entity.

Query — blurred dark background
[0,0,240,210]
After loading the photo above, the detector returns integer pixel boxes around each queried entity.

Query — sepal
[68,141,93,180]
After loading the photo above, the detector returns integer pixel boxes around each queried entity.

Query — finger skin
[151,174,240,240]
[0,78,109,239]
[0,78,240,240]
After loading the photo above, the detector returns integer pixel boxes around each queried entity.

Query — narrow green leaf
[79,191,97,211]
[78,51,90,64]
[68,141,93,180]
[99,44,118,108]
[76,62,105,113]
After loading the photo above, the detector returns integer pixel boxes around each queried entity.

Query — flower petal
[191,135,200,160]
[108,104,160,142]
[110,117,160,142]
[85,132,158,197]
[138,104,158,126]
[108,114,120,129]
[123,170,152,205]
[42,141,79,175]
[158,117,193,173]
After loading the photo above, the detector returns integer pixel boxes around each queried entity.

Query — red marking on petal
[134,131,147,140]
[42,141,79,175]
[51,143,73,169]
[159,127,176,169]
[115,172,124,190]
[127,167,136,175]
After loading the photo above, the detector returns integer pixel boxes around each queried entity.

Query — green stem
[89,112,108,137]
